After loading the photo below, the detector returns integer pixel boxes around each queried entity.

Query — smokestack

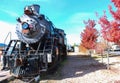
[31,4,40,15]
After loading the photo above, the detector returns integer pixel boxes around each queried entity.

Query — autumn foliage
[79,44,87,53]
[111,0,120,7]
[98,0,120,44]
[80,19,98,50]
[95,41,108,54]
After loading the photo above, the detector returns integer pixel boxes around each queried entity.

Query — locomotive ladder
[41,37,53,71]
[4,40,19,55]
[43,37,53,53]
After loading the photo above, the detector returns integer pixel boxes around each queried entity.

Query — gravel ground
[2,53,120,83]
[40,53,120,83]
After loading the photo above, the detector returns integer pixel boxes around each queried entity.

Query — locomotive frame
[2,4,67,81]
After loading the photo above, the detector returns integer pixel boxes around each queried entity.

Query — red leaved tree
[81,19,98,51]
[97,0,120,69]
[95,41,108,54]
[98,0,120,44]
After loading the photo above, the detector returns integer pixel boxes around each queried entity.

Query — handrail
[4,32,12,50]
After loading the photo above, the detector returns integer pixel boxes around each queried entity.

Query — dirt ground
[40,52,120,83]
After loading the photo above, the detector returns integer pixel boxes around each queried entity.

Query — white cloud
[19,0,49,2]
[0,21,80,46]
[64,12,101,45]
[63,12,94,34]
[67,12,93,24]
[67,34,80,45]
[0,9,19,17]
[63,13,94,45]
[0,21,18,44]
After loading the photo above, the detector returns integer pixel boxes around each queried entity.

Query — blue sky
[0,0,113,44]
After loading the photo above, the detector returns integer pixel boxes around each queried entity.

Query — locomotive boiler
[2,4,67,80]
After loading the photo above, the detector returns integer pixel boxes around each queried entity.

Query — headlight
[22,22,29,29]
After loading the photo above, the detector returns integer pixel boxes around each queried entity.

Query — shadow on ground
[41,54,106,81]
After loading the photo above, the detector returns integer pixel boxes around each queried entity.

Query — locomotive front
[5,4,52,78]
[16,4,48,44]
[2,4,67,81]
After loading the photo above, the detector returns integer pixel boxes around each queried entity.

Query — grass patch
[92,55,107,59]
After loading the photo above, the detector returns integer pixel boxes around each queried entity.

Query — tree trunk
[107,48,110,69]
[101,52,103,63]
[88,50,92,57]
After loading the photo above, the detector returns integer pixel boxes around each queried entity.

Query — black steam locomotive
[2,4,67,80]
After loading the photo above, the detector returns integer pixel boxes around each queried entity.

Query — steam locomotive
[2,4,67,80]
